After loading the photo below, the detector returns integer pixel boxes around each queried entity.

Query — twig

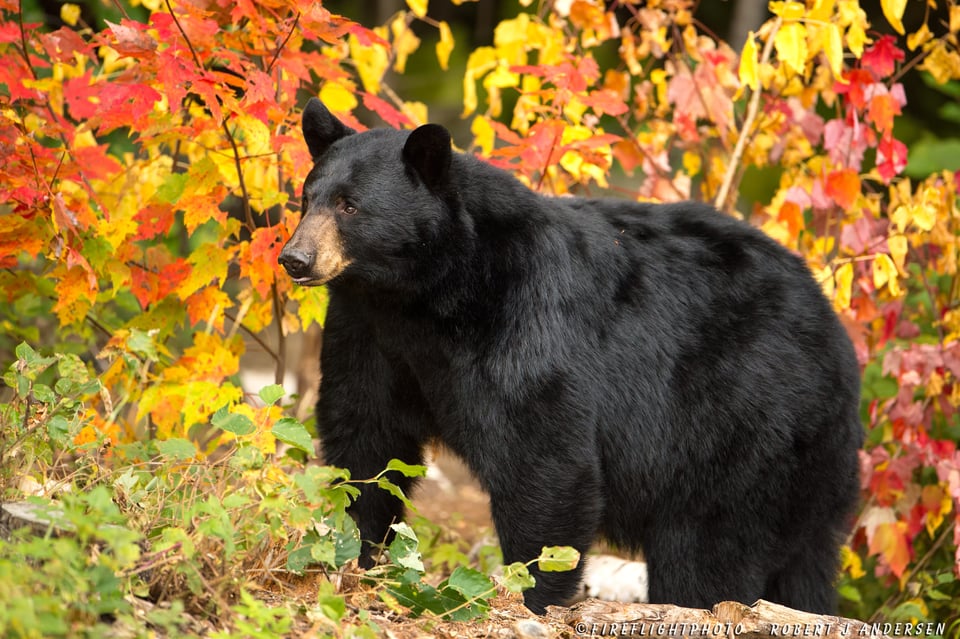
[265,12,300,75]
[714,17,782,213]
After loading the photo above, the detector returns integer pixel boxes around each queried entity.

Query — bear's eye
[336,198,358,216]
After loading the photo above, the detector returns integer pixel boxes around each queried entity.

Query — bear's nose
[278,248,313,279]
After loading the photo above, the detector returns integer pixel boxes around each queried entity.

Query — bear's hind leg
[761,531,843,614]
[643,521,768,609]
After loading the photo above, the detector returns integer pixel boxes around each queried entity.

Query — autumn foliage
[3,0,960,626]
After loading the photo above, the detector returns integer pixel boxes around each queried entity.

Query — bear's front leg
[318,298,432,567]
[486,456,603,614]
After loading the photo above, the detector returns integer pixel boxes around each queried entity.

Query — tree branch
[714,18,781,213]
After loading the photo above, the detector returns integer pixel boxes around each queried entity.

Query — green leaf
[501,562,536,593]
[837,583,862,603]
[157,438,198,460]
[126,329,159,360]
[309,538,337,567]
[537,546,580,572]
[32,383,55,403]
[317,581,346,623]
[286,545,314,574]
[445,566,494,600]
[387,522,424,572]
[333,515,362,567]
[212,406,256,436]
[271,417,313,454]
[377,477,416,510]
[385,459,428,478]
[47,414,70,441]
[155,172,189,204]
[258,384,285,405]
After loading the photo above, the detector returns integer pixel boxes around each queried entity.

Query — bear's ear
[302,97,355,160]
[402,124,452,193]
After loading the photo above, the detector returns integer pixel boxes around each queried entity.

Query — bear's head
[278,98,457,289]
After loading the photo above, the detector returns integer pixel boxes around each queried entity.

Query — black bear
[278,98,863,615]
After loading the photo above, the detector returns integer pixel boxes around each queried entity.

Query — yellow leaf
[463,46,498,116]
[436,21,454,71]
[888,234,907,271]
[834,262,853,310]
[808,0,836,22]
[471,115,495,155]
[405,0,427,18]
[911,202,937,231]
[822,23,844,80]
[318,82,358,114]
[682,151,701,176]
[952,5,960,33]
[769,1,806,20]
[814,266,835,300]
[234,113,272,156]
[880,0,907,35]
[873,253,902,297]
[739,32,760,91]
[404,101,428,125]
[840,545,865,580]
[846,22,869,59]
[774,22,808,75]
[391,14,421,74]
[60,3,81,26]
[485,63,520,89]
[349,33,389,94]
[907,22,933,52]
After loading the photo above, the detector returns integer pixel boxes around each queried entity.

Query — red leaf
[835,69,874,110]
[39,27,92,62]
[134,205,175,241]
[580,89,629,117]
[104,20,157,58]
[130,265,160,309]
[63,72,100,120]
[97,83,162,132]
[363,93,413,129]
[861,35,904,79]
[877,135,907,183]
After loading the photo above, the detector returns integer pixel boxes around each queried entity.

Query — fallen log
[553,599,908,639]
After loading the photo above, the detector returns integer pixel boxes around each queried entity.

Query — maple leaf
[869,521,912,578]
[363,93,414,129]
[877,135,908,183]
[242,227,285,299]
[824,168,861,210]
[866,92,901,134]
[133,205,174,241]
[861,35,905,79]
[103,20,157,58]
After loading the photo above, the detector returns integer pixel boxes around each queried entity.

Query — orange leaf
[866,93,901,134]
[824,169,861,210]
[777,201,804,238]
[54,265,97,325]
[868,521,911,578]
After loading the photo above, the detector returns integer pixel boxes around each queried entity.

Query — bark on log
[555,599,897,639]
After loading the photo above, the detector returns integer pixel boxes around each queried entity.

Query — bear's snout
[278,247,313,279]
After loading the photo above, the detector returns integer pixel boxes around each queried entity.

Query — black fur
[283,99,863,615]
